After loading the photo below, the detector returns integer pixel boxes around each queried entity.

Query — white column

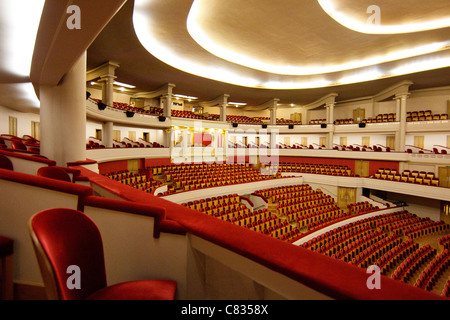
[326,103,335,149]
[270,107,277,125]
[396,93,409,152]
[102,121,113,148]
[395,98,401,122]
[220,103,228,122]
[328,103,334,124]
[164,94,172,117]
[100,74,116,106]
[40,52,87,166]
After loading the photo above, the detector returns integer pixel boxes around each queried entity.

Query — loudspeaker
[158,116,166,122]
[126,111,135,118]
[288,124,294,129]
[262,124,267,129]
[359,123,366,128]
[321,123,327,128]
[232,123,238,128]
[97,102,107,110]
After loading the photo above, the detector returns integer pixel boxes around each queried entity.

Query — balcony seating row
[372,168,440,186]
[0,134,40,154]
[309,118,326,125]
[277,162,353,176]
[406,110,448,122]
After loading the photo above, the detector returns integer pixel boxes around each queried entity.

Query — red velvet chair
[0,235,14,300]
[11,140,27,151]
[0,155,13,170]
[37,166,72,182]
[28,208,177,300]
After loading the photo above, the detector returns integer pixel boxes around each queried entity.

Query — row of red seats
[438,234,450,250]
[372,168,440,186]
[0,134,40,154]
[276,192,333,209]
[295,207,348,234]
[254,184,313,203]
[303,211,408,255]
[443,278,450,298]
[182,192,300,242]
[104,170,162,194]
[391,244,436,283]
[404,220,450,240]
[277,163,353,176]
[375,239,418,276]
[155,163,280,193]
[415,249,450,292]
[350,233,402,269]
[347,201,376,215]
[333,229,387,263]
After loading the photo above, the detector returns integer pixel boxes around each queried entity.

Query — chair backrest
[29,208,107,300]
[37,166,72,182]
[0,155,13,170]
[11,140,27,150]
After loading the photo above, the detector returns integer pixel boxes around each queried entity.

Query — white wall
[85,119,165,145]
[405,133,449,151]
[333,133,391,147]
[0,105,40,137]
[407,87,450,114]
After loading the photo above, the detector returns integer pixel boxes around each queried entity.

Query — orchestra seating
[182,192,301,242]
[252,184,375,239]
[372,168,440,186]
[151,163,280,193]
[104,170,162,194]
[302,209,450,296]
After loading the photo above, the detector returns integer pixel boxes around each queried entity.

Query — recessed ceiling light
[114,81,136,88]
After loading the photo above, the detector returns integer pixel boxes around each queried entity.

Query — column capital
[98,74,117,83]
[394,92,410,100]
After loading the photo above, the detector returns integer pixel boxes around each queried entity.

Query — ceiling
[87,0,450,108]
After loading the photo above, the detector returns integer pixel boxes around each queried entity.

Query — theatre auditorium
[0,0,449,300]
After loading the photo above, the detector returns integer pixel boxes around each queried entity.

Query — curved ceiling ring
[317,0,450,34]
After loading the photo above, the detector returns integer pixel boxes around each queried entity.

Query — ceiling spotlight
[97,102,107,110]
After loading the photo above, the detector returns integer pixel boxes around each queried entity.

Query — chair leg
[1,254,14,300]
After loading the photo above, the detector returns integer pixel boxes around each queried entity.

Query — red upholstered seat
[0,155,13,170]
[29,208,177,300]
[0,235,14,300]
[11,140,27,151]
[0,236,14,257]
[37,166,72,182]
